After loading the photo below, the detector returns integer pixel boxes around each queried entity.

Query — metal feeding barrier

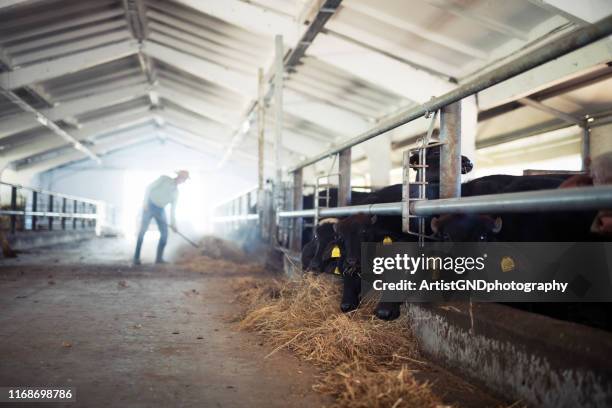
[213,15,612,252]
[0,181,108,234]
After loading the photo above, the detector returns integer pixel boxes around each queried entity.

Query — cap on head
[176,170,190,182]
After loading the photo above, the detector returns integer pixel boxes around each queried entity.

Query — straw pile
[234,274,442,408]
[176,235,267,276]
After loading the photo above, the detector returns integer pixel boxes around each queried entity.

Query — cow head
[302,218,339,272]
[409,144,474,183]
[431,214,502,242]
[334,214,380,275]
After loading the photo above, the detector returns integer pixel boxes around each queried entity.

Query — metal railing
[0,181,109,234]
[278,185,612,218]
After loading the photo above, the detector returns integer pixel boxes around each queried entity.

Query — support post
[257,67,267,240]
[271,35,284,245]
[402,150,410,233]
[48,194,54,230]
[31,191,38,230]
[439,101,462,199]
[338,148,352,206]
[72,200,77,229]
[92,203,97,230]
[257,68,265,192]
[10,186,17,234]
[61,197,67,230]
[582,126,591,172]
[291,169,303,252]
[81,202,85,228]
[274,35,283,186]
[247,190,253,215]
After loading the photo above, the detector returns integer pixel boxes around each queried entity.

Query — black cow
[299,189,370,249]
[334,182,441,320]
[409,144,474,183]
[429,173,612,330]
[429,174,585,242]
[333,152,475,320]
[335,174,558,319]
[301,218,341,274]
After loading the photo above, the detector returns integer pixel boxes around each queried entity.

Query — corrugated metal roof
[0,0,610,175]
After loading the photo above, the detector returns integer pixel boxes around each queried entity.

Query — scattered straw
[175,235,267,277]
[315,362,440,408]
[235,273,442,407]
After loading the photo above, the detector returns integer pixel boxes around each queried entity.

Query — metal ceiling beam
[163,126,270,165]
[218,0,343,167]
[173,0,300,44]
[284,0,342,69]
[12,31,132,67]
[0,40,139,90]
[528,0,612,25]
[145,6,269,55]
[478,38,612,110]
[122,0,159,108]
[8,20,128,55]
[144,41,254,95]
[343,1,487,61]
[163,107,319,157]
[0,88,100,163]
[424,0,529,40]
[157,85,241,126]
[308,32,453,104]
[2,110,152,164]
[0,83,150,139]
[518,97,586,127]
[1,8,125,44]
[17,130,154,173]
[164,123,297,168]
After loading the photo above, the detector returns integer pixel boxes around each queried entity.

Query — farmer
[133,170,189,265]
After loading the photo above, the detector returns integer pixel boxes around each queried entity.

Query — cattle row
[300,147,612,328]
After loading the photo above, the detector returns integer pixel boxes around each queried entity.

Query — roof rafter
[0,40,139,90]
[0,83,150,139]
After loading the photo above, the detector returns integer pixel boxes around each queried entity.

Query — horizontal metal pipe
[0,210,98,219]
[288,14,612,172]
[0,181,102,205]
[212,214,259,223]
[276,186,612,218]
[278,202,401,218]
[411,185,612,215]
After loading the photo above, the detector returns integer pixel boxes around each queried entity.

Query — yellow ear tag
[383,236,393,245]
[334,266,341,275]
[331,245,341,258]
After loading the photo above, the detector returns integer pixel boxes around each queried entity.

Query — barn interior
[1,1,612,407]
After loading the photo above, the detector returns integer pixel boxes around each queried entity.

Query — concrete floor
[0,237,327,408]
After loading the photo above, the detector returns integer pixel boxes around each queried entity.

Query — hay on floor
[235,273,442,408]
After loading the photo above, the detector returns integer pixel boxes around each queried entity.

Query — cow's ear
[370,215,377,224]
[492,216,503,234]
[431,217,440,233]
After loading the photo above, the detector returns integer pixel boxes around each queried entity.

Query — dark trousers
[134,201,168,262]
